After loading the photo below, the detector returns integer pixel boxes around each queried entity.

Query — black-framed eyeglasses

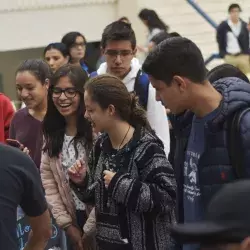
[105,49,133,57]
[51,87,78,99]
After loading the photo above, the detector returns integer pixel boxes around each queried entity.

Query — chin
[24,102,35,109]
[59,111,75,118]
[92,127,101,134]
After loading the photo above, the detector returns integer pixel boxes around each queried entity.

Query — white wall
[0,1,117,51]
[0,48,44,99]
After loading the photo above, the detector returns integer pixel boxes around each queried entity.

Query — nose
[58,92,67,101]
[48,59,54,67]
[84,110,89,119]
[114,55,122,64]
[155,92,162,102]
[20,89,29,99]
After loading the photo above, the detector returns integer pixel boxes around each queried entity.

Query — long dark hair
[43,64,93,158]
[85,74,151,130]
[61,31,86,63]
[138,9,168,32]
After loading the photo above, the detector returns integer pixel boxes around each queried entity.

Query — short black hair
[207,64,250,83]
[150,32,170,45]
[142,37,207,85]
[228,3,241,13]
[101,21,136,50]
[118,16,130,24]
[169,32,181,38]
[43,42,69,58]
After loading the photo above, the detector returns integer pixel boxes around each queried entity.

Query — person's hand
[66,225,83,250]
[68,160,87,184]
[103,170,116,188]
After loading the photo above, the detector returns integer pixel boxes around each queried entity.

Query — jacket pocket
[96,212,131,250]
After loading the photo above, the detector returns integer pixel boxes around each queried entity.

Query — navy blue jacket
[170,77,250,223]
[216,20,249,58]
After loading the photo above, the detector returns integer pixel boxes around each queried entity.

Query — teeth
[59,104,71,108]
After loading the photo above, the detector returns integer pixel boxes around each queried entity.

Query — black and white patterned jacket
[73,126,177,250]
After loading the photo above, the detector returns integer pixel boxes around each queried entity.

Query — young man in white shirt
[217,3,250,75]
[91,21,170,156]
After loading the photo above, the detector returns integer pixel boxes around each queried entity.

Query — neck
[65,115,77,136]
[107,120,134,149]
[28,99,47,121]
[71,59,81,66]
[107,67,131,80]
[231,18,239,24]
[189,81,222,118]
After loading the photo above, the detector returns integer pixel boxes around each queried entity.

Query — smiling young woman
[69,74,177,250]
[41,64,95,250]
[9,59,51,168]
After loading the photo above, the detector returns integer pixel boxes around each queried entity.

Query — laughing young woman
[40,65,95,250]
[68,74,177,250]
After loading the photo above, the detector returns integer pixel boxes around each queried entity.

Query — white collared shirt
[226,19,242,54]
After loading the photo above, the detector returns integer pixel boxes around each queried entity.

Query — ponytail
[129,92,152,130]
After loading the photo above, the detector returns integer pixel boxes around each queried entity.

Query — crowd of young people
[1,7,250,250]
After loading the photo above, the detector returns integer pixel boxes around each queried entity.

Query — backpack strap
[134,70,150,110]
[227,107,250,178]
[89,71,98,78]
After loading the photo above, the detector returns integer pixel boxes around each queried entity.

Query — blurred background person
[62,31,95,74]
[138,8,169,55]
[44,42,70,73]
[217,3,250,75]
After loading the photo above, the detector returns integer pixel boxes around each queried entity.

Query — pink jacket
[40,152,77,229]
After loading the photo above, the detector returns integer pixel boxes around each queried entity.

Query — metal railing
[186,0,220,65]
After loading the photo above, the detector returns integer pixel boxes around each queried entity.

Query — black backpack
[227,107,250,178]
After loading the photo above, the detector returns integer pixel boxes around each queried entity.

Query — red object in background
[221,171,226,180]
[0,93,15,143]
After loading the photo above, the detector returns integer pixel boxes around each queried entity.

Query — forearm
[109,171,176,213]
[24,233,50,250]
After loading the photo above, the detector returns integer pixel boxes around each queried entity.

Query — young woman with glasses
[62,32,94,74]
[41,65,95,250]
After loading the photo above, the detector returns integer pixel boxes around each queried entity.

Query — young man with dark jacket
[217,3,250,74]
[142,37,250,250]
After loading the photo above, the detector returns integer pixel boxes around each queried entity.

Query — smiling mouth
[58,103,71,108]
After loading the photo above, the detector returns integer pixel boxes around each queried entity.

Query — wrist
[64,224,73,232]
